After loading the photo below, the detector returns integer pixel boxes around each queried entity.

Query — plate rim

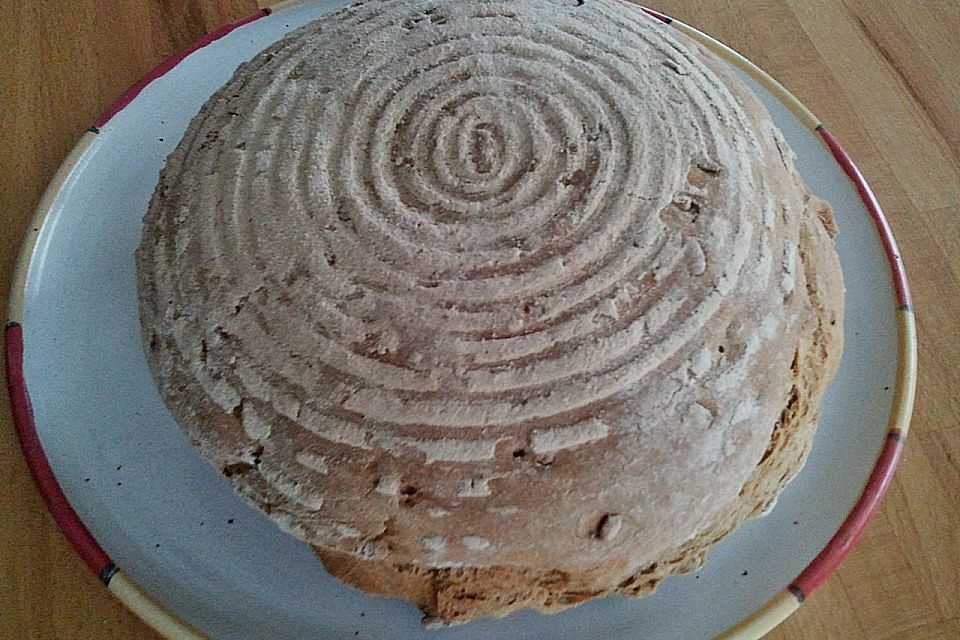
[3,3,918,639]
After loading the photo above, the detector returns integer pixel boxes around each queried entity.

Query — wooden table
[1,1,957,638]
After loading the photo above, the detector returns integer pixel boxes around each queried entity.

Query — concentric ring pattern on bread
[136,0,843,624]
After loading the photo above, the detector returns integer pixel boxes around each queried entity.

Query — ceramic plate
[5,2,916,639]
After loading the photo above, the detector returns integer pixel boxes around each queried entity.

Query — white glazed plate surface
[19,2,898,638]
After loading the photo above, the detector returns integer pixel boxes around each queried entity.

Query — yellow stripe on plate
[715,589,801,640]
[107,571,209,640]
[890,307,918,436]
[7,130,98,325]
[266,0,317,13]
[669,20,822,132]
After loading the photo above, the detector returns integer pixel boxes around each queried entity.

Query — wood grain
[1,1,957,638]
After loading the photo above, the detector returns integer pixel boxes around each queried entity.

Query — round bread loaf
[137,0,844,624]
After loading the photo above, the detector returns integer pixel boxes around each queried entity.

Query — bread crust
[136,0,844,624]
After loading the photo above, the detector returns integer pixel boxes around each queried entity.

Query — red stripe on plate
[4,322,114,576]
[93,8,271,128]
[639,6,672,23]
[789,431,904,598]
[818,127,912,308]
